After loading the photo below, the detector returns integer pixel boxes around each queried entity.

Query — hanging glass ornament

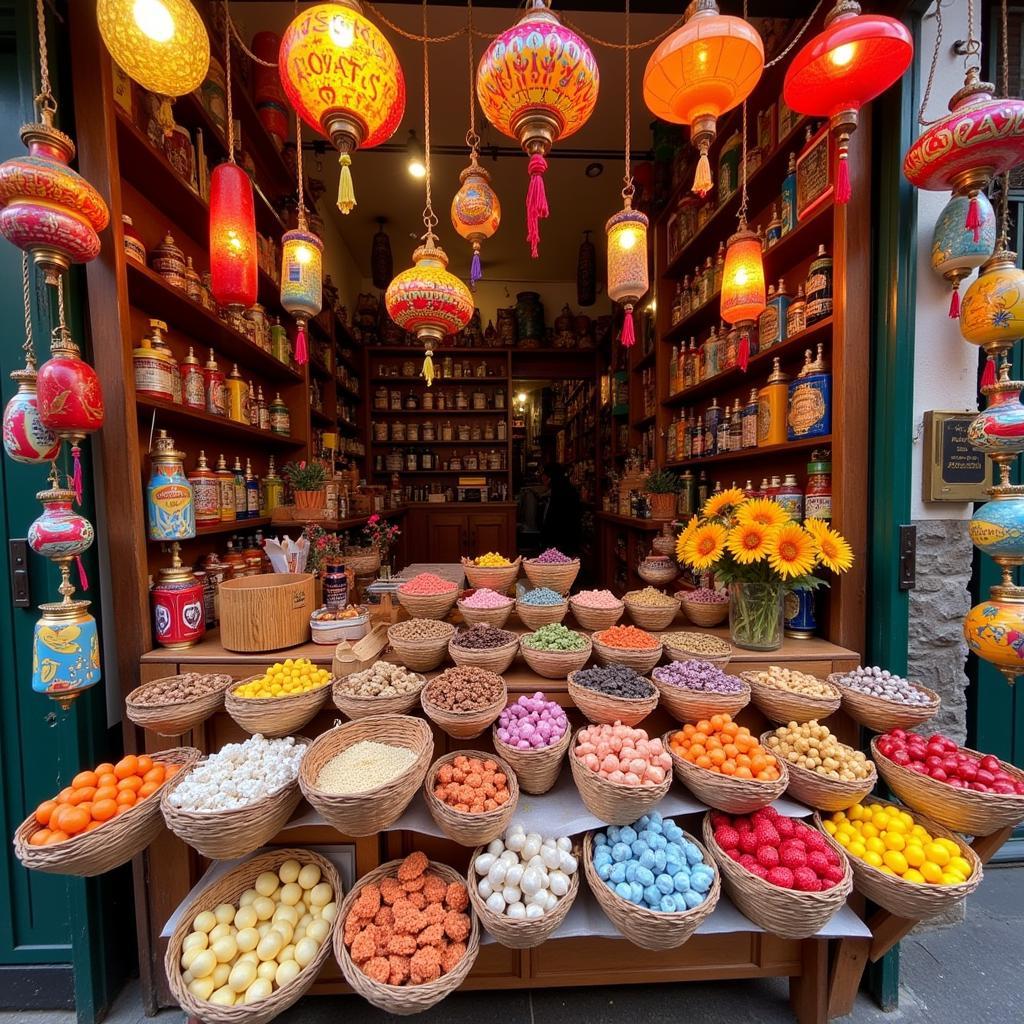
[477,1,598,257]
[28,464,95,596]
[371,218,393,291]
[959,248,1024,386]
[577,230,596,307]
[279,2,405,214]
[451,155,501,288]
[932,190,997,317]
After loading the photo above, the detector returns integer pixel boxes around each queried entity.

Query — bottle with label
[245,459,260,518]
[215,454,235,522]
[680,275,692,319]
[247,381,259,427]
[269,393,290,435]
[717,407,731,453]
[713,241,726,294]
[270,316,289,363]
[180,346,205,409]
[204,350,226,416]
[188,450,220,527]
[780,152,797,236]
[765,474,782,500]
[680,412,691,459]
[680,470,697,516]
[696,470,710,508]
[776,473,805,522]
[666,414,678,461]
[146,430,195,540]
[766,205,782,248]
[730,398,743,450]
[757,284,778,350]
[132,319,175,400]
[121,214,146,264]
[262,455,283,514]
[741,388,759,448]
[805,244,833,324]
[257,386,269,430]
[225,364,247,423]
[805,451,833,522]
[704,398,722,457]
[786,285,807,337]
[323,561,349,611]
[705,326,720,378]
[764,278,791,350]
[757,357,790,446]
[148,320,181,404]
[232,457,247,519]
[669,344,679,394]
[787,342,832,440]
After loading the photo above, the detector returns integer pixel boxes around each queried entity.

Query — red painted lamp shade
[209,162,257,309]
[784,2,912,203]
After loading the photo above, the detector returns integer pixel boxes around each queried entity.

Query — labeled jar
[132,319,175,401]
[188,449,220,527]
[805,245,833,324]
[269,393,290,435]
[122,214,146,265]
[805,451,832,522]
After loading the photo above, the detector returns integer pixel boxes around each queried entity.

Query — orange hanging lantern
[643,0,763,196]
[784,0,912,204]
[451,155,501,288]
[278,2,405,215]
[720,222,766,325]
[477,0,599,258]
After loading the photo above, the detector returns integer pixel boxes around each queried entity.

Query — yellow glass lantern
[643,0,764,195]
[720,222,766,325]
[606,200,649,348]
[278,2,405,214]
[97,0,210,133]
[280,228,323,365]
[960,248,1024,385]
[451,154,501,287]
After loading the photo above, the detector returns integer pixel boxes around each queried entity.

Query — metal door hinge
[898,525,916,591]
[9,539,30,607]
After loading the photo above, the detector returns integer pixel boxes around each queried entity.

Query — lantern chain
[21,253,35,368]
[737,0,750,225]
[963,0,981,71]
[764,0,825,68]
[296,116,306,231]
[226,6,277,67]
[33,0,55,119]
[364,1,466,43]
[56,274,66,331]
[465,0,480,153]
[223,0,235,163]
[421,0,438,244]
[622,0,633,200]
[918,0,947,126]
[998,0,1011,248]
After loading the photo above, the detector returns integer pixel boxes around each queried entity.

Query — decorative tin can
[805,452,833,522]
[704,398,722,457]
[132,319,175,401]
[270,317,289,363]
[32,590,101,706]
[188,450,220,528]
[148,321,181,405]
[757,358,790,446]
[780,153,797,236]
[718,130,741,199]
[323,561,349,611]
[150,230,187,290]
[269,393,290,435]
[787,344,832,440]
[151,548,206,649]
[776,474,805,522]
[215,453,235,522]
[245,303,269,351]
[204,350,226,416]
[761,279,789,349]
[225,363,249,423]
[180,346,205,409]
[146,430,195,541]
[232,457,247,520]
[805,245,833,325]
[765,205,782,248]
[784,588,817,638]
[786,285,807,337]
[262,456,283,514]
[201,552,230,625]
[121,214,146,264]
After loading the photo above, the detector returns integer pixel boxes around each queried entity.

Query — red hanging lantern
[784,0,912,204]
[477,1,599,258]
[209,162,257,310]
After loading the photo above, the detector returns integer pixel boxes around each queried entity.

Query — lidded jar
[32,572,101,707]
[146,429,195,541]
[151,543,206,649]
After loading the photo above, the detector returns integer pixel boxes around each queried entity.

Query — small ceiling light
[517,391,528,403]
[585,162,604,178]
[406,128,426,178]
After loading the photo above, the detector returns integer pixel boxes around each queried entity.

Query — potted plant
[676,488,854,651]
[644,469,681,520]
[283,460,327,510]
[363,513,401,578]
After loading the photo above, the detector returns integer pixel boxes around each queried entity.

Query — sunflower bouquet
[675,488,854,650]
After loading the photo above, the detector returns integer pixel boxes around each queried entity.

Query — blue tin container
[787,345,832,441]
[784,588,817,638]
[780,153,797,236]
[147,430,196,541]
[32,598,101,707]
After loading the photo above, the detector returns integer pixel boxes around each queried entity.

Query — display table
[137,610,861,1022]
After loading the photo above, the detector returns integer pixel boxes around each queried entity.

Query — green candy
[524,623,588,652]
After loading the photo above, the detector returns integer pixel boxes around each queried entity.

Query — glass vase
[729,582,784,651]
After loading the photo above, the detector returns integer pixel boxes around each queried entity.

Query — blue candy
[614,882,632,900]
[648,816,664,834]
[664,822,683,842]
[631,839,649,858]
[669,892,688,912]
[593,833,607,847]
[619,827,638,845]
[597,862,612,880]
[609,863,626,884]
[653,849,668,873]
[643,884,661,907]
[655,872,674,895]
[594,846,612,865]
[606,826,620,843]
[624,862,638,883]
[635,866,655,888]
[649,834,667,851]
[629,882,644,904]
[673,870,691,893]
[611,842,631,863]
[684,843,703,867]
[638,849,656,871]
[636,814,650,829]
[660,895,678,913]
[690,869,713,894]
[683,889,704,910]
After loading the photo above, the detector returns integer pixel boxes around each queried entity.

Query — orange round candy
[114,755,138,780]
[35,800,57,826]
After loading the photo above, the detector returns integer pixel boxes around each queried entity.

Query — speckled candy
[399,572,458,595]
[572,589,620,608]
[520,587,564,606]
[573,665,654,699]
[522,624,588,652]
[652,660,744,693]
[534,548,573,564]
[573,723,671,785]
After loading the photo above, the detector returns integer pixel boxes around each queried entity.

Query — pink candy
[574,722,672,786]
[496,692,568,750]
[572,589,621,609]
[461,587,513,609]
[399,572,458,596]
[680,587,728,605]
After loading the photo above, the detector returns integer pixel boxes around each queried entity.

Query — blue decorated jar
[32,596,101,708]
[146,429,195,541]
[969,491,1024,561]
[932,191,996,285]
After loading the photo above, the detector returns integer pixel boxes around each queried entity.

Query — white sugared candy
[179,860,334,1007]
[472,825,577,919]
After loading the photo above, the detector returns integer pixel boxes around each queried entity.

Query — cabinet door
[425,512,467,564]
[471,512,513,556]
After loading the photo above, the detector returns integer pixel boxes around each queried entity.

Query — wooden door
[470,512,512,556]
[424,512,468,564]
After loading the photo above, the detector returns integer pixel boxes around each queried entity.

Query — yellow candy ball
[882,851,908,875]
[924,843,950,868]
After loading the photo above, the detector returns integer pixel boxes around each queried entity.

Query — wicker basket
[448,635,519,674]
[591,634,664,674]
[623,594,681,631]
[125,673,233,737]
[741,672,842,724]
[332,668,426,720]
[224,674,331,737]
[457,596,515,628]
[871,738,1024,835]
[519,636,592,679]
[567,672,658,727]
[583,830,721,950]
[665,734,789,813]
[828,673,941,733]
[515,598,569,629]
[334,859,479,1015]
[423,751,520,845]
[299,716,433,836]
[166,848,340,1024]
[569,597,625,631]
[662,633,732,669]
[396,587,459,619]
[522,558,580,594]
[652,671,751,722]
[824,798,982,919]
[161,739,310,860]
[492,722,571,795]
[14,747,200,877]
[421,674,508,740]
[461,557,521,595]
[702,814,853,939]
[467,841,580,947]
[345,550,381,575]
[637,561,678,586]
[569,729,672,825]
[679,597,729,628]
[387,621,454,672]
[758,731,877,813]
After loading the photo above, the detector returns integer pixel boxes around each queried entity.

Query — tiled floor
[7,866,1020,1024]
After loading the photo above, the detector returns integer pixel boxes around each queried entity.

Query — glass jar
[407,422,420,441]
[422,420,436,441]
[729,582,784,651]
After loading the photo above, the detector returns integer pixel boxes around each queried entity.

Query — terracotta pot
[294,489,326,510]
[647,492,677,520]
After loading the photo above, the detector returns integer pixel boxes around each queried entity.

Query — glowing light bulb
[133,0,174,42]
[517,391,527,403]
[618,228,637,250]
[829,42,856,67]
[329,14,355,48]
[734,268,748,285]
[294,244,312,265]
[227,231,242,251]
[408,160,426,179]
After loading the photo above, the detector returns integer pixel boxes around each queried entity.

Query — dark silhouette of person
[539,462,581,556]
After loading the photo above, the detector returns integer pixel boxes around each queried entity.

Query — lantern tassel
[965,191,982,243]
[470,244,482,288]
[71,444,83,505]
[738,333,750,372]
[982,356,997,390]
[295,321,308,365]
[835,137,851,205]
[526,154,549,259]
[693,144,713,197]
[76,556,89,592]
[620,305,636,348]
[422,349,435,386]
[337,153,356,214]
[948,282,961,319]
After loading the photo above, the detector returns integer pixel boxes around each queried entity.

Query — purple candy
[534,547,573,564]
[652,660,744,693]
[497,691,568,749]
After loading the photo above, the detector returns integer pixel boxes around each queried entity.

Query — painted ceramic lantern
[36,328,105,438]
[959,249,1024,362]
[969,492,1024,563]
[0,115,109,284]
[280,227,323,364]
[967,366,1024,457]
[451,156,501,286]
[151,544,206,649]
[932,190,997,316]
[32,597,101,707]
[3,364,61,464]
[28,479,95,561]
[606,200,650,348]
[963,584,1024,684]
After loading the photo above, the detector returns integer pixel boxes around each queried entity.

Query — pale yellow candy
[234,905,258,931]
[279,881,303,907]
[276,959,301,988]
[298,864,321,890]
[255,871,280,898]
[211,963,230,988]
[188,949,217,980]
[321,902,339,924]
[208,922,232,942]
[193,910,217,934]
[238,889,259,908]
[182,931,208,953]
[228,960,258,994]
[252,896,275,921]
[310,882,333,907]
[209,986,235,1007]
[187,977,215,1001]
[244,978,273,1005]
[213,903,235,925]
[294,936,319,968]
[256,930,283,962]
[210,935,238,964]
[236,927,259,953]
[306,919,330,945]
[272,904,299,927]
[256,961,277,982]
[180,946,204,972]
[236,950,259,966]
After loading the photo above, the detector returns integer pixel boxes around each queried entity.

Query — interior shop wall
[907,1,974,744]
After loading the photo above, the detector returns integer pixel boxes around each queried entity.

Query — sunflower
[683,523,728,571]
[814,526,854,573]
[766,523,817,579]
[702,487,747,519]
[736,497,789,529]
[675,515,699,562]
[726,521,776,565]
[803,516,830,541]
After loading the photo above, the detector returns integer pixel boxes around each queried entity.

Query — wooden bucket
[218,572,315,652]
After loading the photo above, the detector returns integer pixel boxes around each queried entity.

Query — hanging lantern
[97,0,210,134]
[721,222,766,324]
[451,154,501,287]
[371,218,393,290]
[577,230,596,307]
[4,362,60,465]
[280,228,323,366]
[964,579,1024,685]
[959,248,1024,386]
[385,240,473,386]
[209,162,257,310]
[278,2,405,215]
[784,0,912,205]
[643,0,763,196]
[932,190,997,317]
[606,201,649,349]
[477,1,599,258]
[28,469,95,568]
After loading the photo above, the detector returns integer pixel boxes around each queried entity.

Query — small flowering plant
[363,513,401,558]
[282,460,327,491]
[302,524,342,576]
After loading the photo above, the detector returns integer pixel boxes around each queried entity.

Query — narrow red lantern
[784,0,912,204]
[209,161,257,310]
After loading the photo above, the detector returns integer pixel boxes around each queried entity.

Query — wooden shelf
[126,262,302,382]
[632,412,656,428]
[309,358,331,380]
[370,345,509,356]
[336,418,360,434]
[136,395,303,447]
[375,408,507,416]
[310,408,332,426]
[373,439,506,446]
[662,316,834,408]
[196,516,271,538]
[371,468,508,475]
[336,382,361,401]
[664,434,831,469]
[634,349,656,370]
[336,351,361,376]
[370,376,509,384]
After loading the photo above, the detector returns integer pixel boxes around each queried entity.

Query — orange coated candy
[669,713,780,781]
